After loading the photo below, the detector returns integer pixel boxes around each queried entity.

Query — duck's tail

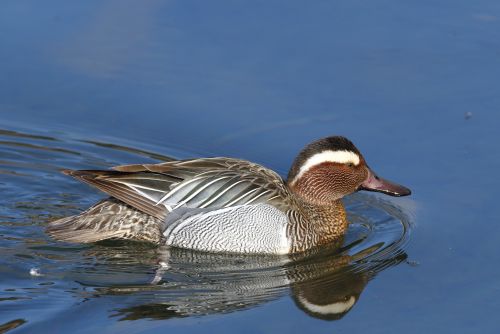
[46,198,163,244]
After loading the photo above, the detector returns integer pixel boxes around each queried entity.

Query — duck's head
[287,136,411,205]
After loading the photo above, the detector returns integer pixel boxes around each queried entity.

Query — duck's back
[47,158,296,254]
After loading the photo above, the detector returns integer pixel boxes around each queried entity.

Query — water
[1,1,500,333]
[0,125,410,332]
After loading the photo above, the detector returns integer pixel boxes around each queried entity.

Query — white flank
[164,204,291,254]
[278,225,291,255]
[291,150,360,184]
[298,295,356,315]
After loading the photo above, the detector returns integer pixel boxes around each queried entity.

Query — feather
[52,158,297,246]
[62,158,292,216]
[47,198,162,243]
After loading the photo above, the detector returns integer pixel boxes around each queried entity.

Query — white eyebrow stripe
[291,150,360,184]
[297,295,356,315]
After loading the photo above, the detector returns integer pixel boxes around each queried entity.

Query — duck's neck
[287,198,348,253]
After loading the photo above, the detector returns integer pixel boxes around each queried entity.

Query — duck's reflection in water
[85,239,406,322]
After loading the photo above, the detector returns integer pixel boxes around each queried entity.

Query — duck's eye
[346,162,355,168]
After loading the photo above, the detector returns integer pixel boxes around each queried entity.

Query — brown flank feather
[47,198,163,243]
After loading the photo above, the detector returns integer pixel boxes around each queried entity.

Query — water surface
[0,126,410,333]
[1,0,500,333]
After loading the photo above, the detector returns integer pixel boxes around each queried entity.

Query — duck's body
[48,136,410,254]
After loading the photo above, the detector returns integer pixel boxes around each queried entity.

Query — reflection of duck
[288,245,403,321]
[290,264,368,320]
[82,238,407,321]
[48,136,410,254]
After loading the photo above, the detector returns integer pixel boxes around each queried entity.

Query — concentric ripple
[0,124,413,330]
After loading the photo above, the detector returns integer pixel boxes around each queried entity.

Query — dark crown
[287,136,361,182]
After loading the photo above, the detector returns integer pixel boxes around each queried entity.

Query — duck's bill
[359,168,411,197]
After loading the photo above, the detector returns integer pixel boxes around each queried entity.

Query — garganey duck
[47,136,411,254]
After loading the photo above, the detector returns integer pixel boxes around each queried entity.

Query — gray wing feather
[64,158,292,217]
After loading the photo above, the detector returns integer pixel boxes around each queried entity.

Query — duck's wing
[63,158,293,220]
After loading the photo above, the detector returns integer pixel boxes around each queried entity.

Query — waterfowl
[47,136,411,254]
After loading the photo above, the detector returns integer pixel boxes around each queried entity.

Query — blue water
[1,1,500,333]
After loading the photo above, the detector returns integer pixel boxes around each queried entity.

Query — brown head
[287,136,411,205]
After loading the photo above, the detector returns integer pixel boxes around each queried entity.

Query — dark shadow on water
[0,318,27,333]
[88,243,407,322]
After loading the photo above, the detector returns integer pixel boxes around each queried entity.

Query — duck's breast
[162,203,291,254]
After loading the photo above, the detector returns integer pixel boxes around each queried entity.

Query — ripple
[0,319,27,333]
[0,125,413,324]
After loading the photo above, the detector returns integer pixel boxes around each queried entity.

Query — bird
[47,136,411,254]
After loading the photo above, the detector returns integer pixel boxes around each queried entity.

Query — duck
[47,136,411,254]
